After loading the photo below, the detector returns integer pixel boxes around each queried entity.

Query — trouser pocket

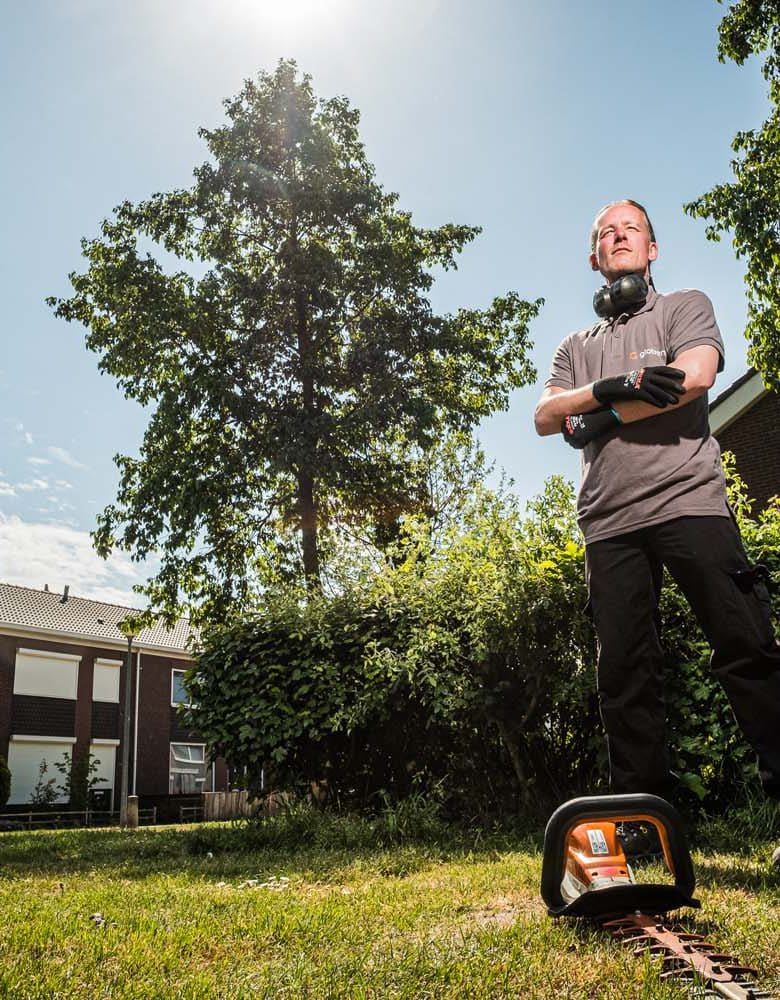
[729,562,771,595]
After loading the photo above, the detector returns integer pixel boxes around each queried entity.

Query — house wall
[715,391,780,511]
[1,636,124,804]
[136,651,176,797]
[0,637,14,759]
[74,653,95,770]
[0,631,227,813]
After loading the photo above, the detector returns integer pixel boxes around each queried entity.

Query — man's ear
[589,252,600,272]
[648,242,658,262]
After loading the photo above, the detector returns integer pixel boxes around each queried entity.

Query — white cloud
[28,457,52,467]
[16,479,50,492]
[0,513,150,608]
[58,502,76,513]
[0,482,16,497]
[48,447,87,470]
[16,423,34,446]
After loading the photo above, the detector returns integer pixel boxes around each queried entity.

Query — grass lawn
[0,811,778,999]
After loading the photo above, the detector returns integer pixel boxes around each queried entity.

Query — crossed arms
[533,345,720,438]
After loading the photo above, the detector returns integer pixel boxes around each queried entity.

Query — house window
[169,743,210,795]
[7,736,76,805]
[14,649,80,700]
[93,658,121,703]
[89,741,117,811]
[171,669,189,707]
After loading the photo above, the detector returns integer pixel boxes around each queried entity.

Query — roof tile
[0,583,193,653]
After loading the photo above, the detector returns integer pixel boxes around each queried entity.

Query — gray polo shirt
[546,286,729,543]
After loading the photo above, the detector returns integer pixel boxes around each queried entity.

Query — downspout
[132,649,141,795]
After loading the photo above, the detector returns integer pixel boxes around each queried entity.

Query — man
[534,199,780,803]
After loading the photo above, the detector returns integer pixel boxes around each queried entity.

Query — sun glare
[229,0,350,33]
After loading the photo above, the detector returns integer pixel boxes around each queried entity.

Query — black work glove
[561,408,620,450]
[593,366,686,408]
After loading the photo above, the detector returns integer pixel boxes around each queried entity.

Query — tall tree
[50,61,540,615]
[685,1,780,389]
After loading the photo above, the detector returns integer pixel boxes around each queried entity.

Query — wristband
[610,407,623,424]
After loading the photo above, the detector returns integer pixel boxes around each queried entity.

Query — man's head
[589,200,658,285]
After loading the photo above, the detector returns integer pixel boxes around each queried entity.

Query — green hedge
[187,466,780,818]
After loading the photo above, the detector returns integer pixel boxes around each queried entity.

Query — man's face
[589,203,658,284]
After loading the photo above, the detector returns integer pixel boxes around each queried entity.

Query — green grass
[0,811,778,999]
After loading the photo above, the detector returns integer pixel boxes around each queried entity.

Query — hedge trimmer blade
[603,912,775,1000]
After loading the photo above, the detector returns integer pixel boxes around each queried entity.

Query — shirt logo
[628,347,666,361]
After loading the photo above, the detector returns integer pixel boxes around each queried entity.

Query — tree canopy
[685,0,780,389]
[50,61,540,615]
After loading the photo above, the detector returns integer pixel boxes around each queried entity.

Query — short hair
[590,200,656,254]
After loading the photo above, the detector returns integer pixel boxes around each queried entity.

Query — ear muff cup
[593,274,648,318]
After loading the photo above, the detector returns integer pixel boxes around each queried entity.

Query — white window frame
[169,742,209,795]
[11,734,77,744]
[171,668,190,707]
[170,744,204,764]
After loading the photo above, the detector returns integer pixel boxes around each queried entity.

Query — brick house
[710,368,780,512]
[0,583,228,820]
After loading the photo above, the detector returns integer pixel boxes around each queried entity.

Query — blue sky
[0,0,769,605]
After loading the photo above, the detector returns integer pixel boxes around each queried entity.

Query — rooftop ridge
[0,581,191,623]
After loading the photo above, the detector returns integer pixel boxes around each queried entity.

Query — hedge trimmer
[541,794,776,999]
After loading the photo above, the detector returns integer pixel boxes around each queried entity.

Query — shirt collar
[633,282,659,317]
[586,283,660,337]
[591,283,659,334]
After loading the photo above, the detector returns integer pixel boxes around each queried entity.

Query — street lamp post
[96,615,142,827]
[119,630,134,827]
[115,617,144,827]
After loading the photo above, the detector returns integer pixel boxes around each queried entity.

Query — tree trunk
[294,266,320,589]
[494,718,532,810]
[298,467,320,588]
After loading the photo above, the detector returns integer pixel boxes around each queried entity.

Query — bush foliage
[663,457,780,807]
[188,465,780,818]
[189,477,597,819]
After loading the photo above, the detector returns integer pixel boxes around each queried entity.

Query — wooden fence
[202,790,258,821]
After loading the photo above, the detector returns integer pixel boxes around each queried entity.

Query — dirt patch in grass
[467,893,545,929]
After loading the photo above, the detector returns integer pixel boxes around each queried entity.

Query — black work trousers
[585,515,780,799]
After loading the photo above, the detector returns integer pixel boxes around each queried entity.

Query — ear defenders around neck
[593,273,648,319]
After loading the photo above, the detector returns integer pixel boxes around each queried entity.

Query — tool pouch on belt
[730,563,772,595]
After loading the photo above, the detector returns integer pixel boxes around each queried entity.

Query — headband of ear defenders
[593,273,648,319]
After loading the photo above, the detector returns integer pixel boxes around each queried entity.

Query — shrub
[28,760,59,808]
[188,478,600,819]
[53,751,105,810]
